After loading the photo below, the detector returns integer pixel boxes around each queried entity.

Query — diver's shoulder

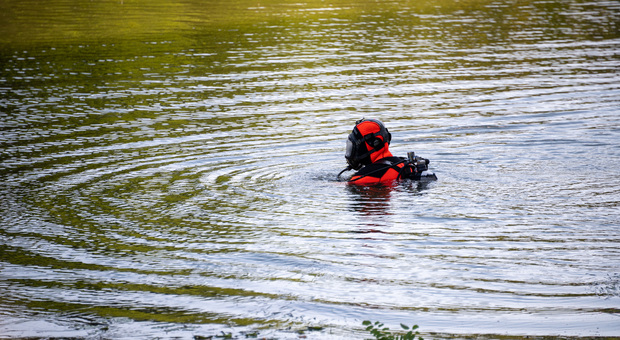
[353,157,402,175]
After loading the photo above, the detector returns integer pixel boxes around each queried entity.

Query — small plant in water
[363,320,424,340]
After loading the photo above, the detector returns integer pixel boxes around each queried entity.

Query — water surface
[1,0,619,338]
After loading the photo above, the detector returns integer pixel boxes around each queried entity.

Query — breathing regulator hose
[337,166,352,179]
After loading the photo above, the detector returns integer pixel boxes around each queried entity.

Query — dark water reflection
[1,0,620,338]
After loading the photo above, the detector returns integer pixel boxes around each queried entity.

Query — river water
[1,0,619,338]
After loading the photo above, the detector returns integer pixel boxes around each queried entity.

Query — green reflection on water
[1,0,617,49]
[2,0,616,154]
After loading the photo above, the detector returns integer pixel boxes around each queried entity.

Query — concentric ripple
[1,0,620,338]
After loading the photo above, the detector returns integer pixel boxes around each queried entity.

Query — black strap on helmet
[355,118,391,146]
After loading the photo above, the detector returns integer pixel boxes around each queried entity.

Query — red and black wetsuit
[350,156,424,185]
[343,118,435,185]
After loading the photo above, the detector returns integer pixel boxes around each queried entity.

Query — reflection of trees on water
[2,0,617,51]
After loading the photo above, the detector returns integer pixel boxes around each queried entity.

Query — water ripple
[1,0,620,338]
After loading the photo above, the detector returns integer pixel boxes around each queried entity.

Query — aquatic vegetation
[363,321,424,340]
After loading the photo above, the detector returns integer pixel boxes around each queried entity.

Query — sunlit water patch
[1,0,620,338]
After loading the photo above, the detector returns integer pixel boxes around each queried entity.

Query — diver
[338,118,437,185]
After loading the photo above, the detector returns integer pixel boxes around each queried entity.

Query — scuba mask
[345,118,392,170]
